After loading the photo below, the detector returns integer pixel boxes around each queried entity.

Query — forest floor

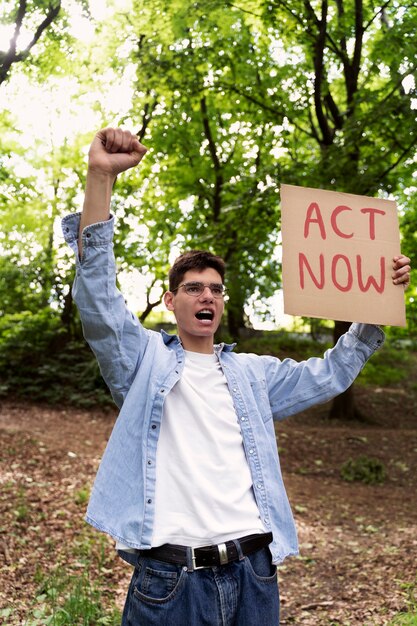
[0,376,416,625]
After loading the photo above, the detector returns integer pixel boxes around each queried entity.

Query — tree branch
[363,0,392,32]
[22,2,61,56]
[351,0,364,96]
[200,96,223,221]
[0,1,61,85]
[222,83,284,118]
[136,90,158,142]
[365,135,417,193]
[139,278,165,322]
[224,2,262,18]
[311,0,334,144]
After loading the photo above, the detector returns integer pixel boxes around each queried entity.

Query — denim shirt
[62,213,384,565]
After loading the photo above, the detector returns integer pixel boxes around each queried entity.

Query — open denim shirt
[62,213,384,565]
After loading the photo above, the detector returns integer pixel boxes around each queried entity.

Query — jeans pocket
[133,558,186,604]
[245,547,277,583]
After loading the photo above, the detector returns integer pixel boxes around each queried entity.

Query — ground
[0,382,416,625]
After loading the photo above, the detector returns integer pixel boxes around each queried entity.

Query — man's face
[164,268,225,349]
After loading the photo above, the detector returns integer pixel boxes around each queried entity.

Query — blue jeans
[121,547,279,625]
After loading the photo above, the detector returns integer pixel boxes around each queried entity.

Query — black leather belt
[140,532,273,570]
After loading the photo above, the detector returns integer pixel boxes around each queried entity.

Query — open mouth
[195,309,214,321]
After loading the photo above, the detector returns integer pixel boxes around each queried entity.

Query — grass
[22,571,122,625]
[8,533,123,626]
[340,455,386,485]
[390,615,417,625]
[74,486,90,507]
[387,579,417,625]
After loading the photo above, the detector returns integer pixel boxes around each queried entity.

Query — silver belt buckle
[217,542,228,565]
[190,542,229,570]
[190,546,208,571]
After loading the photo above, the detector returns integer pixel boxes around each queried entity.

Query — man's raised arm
[79,127,147,256]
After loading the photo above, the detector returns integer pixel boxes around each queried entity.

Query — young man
[62,128,411,626]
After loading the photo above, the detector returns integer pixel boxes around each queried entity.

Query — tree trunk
[227,304,245,340]
[224,246,247,340]
[328,320,364,420]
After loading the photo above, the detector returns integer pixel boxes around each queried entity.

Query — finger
[136,135,147,147]
[392,265,410,279]
[393,255,411,269]
[120,129,133,153]
[393,273,410,290]
[98,127,117,151]
[132,136,148,159]
[108,129,142,155]
[109,128,125,153]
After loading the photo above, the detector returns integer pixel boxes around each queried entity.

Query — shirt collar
[160,329,235,352]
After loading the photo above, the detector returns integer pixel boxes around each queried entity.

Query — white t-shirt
[150,349,265,547]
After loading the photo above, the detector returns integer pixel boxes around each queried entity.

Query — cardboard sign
[280,184,406,326]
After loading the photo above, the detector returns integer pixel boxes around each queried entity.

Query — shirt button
[241,416,246,421]
[147,460,152,465]
[249,449,254,455]
[151,424,157,430]
[147,499,152,504]
[257,483,263,489]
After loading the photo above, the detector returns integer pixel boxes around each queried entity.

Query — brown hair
[169,250,226,292]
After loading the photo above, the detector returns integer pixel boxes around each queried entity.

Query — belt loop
[186,547,194,572]
[232,538,245,561]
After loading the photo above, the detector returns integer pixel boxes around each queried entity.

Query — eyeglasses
[172,281,228,299]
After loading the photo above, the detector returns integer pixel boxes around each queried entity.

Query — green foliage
[0,309,112,407]
[0,0,416,412]
[0,0,85,85]
[23,535,121,626]
[12,486,32,522]
[235,331,329,360]
[388,579,417,625]
[103,0,284,335]
[0,308,63,365]
[357,344,411,386]
[25,575,121,625]
[340,456,386,485]
[74,485,90,506]
[389,615,417,626]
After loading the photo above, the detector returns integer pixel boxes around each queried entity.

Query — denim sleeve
[61,213,149,407]
[261,323,384,419]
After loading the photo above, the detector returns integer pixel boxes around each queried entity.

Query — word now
[299,253,385,293]
[304,203,386,240]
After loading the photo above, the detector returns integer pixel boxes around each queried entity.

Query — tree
[102,0,417,346]
[235,0,417,418]
[0,0,415,408]
[0,3,101,332]
[95,0,284,337]
[0,132,84,320]
[0,1,63,85]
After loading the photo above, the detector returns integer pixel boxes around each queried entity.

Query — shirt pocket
[250,379,273,423]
